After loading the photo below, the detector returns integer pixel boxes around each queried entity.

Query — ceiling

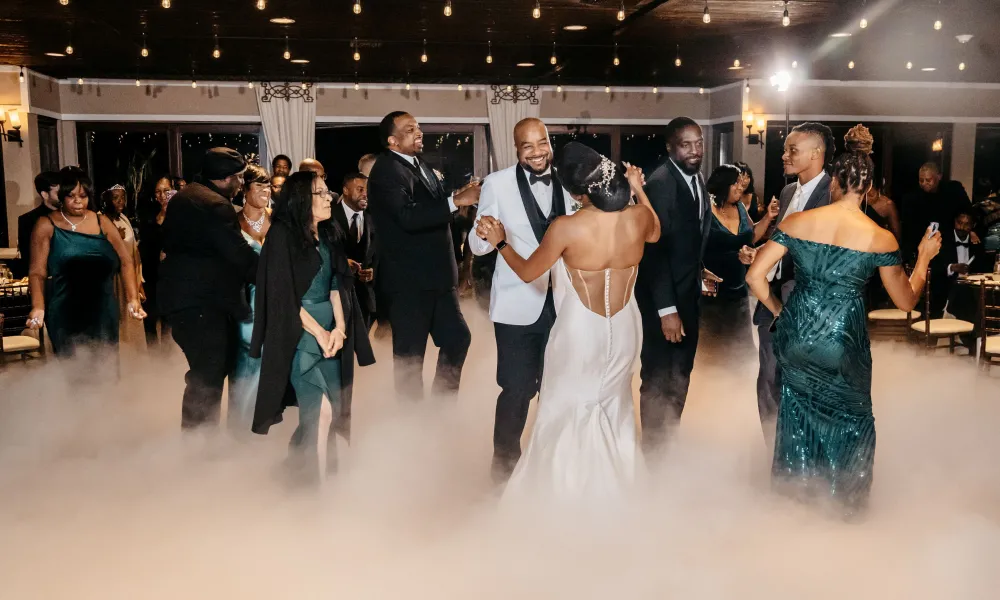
[1,0,997,86]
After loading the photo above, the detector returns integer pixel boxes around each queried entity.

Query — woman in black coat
[250,171,374,483]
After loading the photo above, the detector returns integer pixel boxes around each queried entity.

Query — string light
[848,60,855,69]
[60,0,69,5]
[532,1,540,19]
[457,83,463,91]
[444,0,452,17]
[605,85,611,93]
[135,78,142,86]
[141,33,149,58]
[213,34,221,59]
[405,82,411,90]
[792,60,798,68]
[248,81,254,89]
[161,0,171,7]
[421,39,428,63]
[256,0,266,9]
[652,86,658,94]
[301,82,308,90]
[733,59,740,68]
[283,36,291,60]
[354,82,360,91]
[617,1,625,21]
[959,61,966,71]
[19,67,24,83]
[550,43,557,65]
[702,1,711,24]
[353,37,360,61]
[906,61,912,69]
[860,17,868,28]
[556,84,562,93]
[613,43,619,66]
[699,87,704,94]
[77,78,83,85]
[674,44,681,67]
[191,79,198,88]
[933,20,942,30]
[353,1,361,15]
[65,44,74,55]
[486,40,492,64]
[782,1,790,26]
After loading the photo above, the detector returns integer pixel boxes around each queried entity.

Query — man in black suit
[902,163,973,261]
[335,172,378,330]
[367,111,479,400]
[753,122,835,439]
[15,172,60,278]
[159,148,259,430]
[636,117,715,454]
[929,211,982,319]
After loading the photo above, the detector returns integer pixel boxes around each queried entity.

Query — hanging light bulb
[256,0,266,9]
[699,87,704,94]
[532,1,541,19]
[486,41,492,64]
[248,81,254,89]
[702,1,711,24]
[782,1,789,27]
[860,17,868,29]
[444,0,452,17]
[60,0,69,5]
[745,80,750,93]
[605,85,611,93]
[283,36,291,60]
[19,67,25,83]
[161,0,171,7]
[848,60,855,69]
[191,79,198,88]
[141,46,149,58]
[405,82,411,90]
[457,83,463,91]
[550,43,557,65]
[354,82,360,91]
[959,61,966,71]
[421,39,428,63]
[213,45,221,59]
[353,37,360,61]
[906,61,913,69]
[135,78,141,87]
[65,44,74,55]
[613,43,619,66]
[556,84,562,93]
[353,0,362,15]
[791,60,798,68]
[617,2,625,21]
[934,19,942,30]
[674,44,681,67]
[733,59,740,68]
[301,82,308,90]
[652,86,658,94]
[77,78,83,85]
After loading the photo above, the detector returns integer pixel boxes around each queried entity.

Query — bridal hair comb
[108,184,125,191]
[587,155,616,195]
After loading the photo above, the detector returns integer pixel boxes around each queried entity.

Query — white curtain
[255,84,317,171]
[487,95,541,171]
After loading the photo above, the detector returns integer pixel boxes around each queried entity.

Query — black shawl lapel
[515,166,566,244]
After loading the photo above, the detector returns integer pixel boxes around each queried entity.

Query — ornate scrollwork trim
[260,82,315,103]
[490,84,539,105]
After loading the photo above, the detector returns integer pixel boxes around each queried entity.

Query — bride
[478,142,661,501]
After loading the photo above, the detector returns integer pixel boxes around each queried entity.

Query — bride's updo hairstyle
[554,142,631,212]
[831,151,874,195]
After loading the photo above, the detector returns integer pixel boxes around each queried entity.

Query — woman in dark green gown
[27,168,146,361]
[746,152,941,517]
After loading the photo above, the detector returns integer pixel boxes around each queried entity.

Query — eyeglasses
[312,190,334,199]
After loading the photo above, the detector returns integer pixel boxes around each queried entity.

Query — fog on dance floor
[1,301,999,599]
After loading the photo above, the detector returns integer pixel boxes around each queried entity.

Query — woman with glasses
[227,164,272,432]
[251,170,374,483]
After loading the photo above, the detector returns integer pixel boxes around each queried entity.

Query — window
[550,126,614,159]
[974,125,1000,202]
[37,116,59,173]
[180,129,260,183]
[621,128,668,175]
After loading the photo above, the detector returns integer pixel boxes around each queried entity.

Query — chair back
[0,283,35,337]
[980,281,1000,355]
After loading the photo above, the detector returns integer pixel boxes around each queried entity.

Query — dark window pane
[621,132,668,175]
[315,125,382,192]
[551,132,612,159]
[420,132,476,192]
[79,129,170,218]
[180,132,259,182]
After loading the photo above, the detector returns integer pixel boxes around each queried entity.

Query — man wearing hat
[159,147,259,430]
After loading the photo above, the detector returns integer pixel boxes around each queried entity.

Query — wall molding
[61,113,261,123]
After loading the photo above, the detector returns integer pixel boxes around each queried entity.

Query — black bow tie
[956,241,970,248]
[529,173,552,186]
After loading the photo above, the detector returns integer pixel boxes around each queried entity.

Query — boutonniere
[432,168,445,182]
[708,193,717,206]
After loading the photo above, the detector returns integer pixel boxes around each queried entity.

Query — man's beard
[519,156,551,176]
[674,158,702,176]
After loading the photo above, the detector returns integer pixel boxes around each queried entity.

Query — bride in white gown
[478,142,661,502]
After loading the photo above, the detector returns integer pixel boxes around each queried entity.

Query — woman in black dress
[700,165,778,363]
[139,176,176,347]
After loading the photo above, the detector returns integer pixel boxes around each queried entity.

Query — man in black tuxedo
[753,122,834,438]
[929,211,982,319]
[636,117,715,454]
[335,172,378,330]
[902,163,973,261]
[159,148,259,429]
[16,172,60,278]
[366,111,479,400]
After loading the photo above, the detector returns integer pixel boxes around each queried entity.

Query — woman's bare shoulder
[869,226,900,254]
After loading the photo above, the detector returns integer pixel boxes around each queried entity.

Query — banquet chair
[868,263,920,341]
[0,284,45,365]
[978,282,1000,371]
[910,269,974,354]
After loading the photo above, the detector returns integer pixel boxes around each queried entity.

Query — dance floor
[1,303,998,599]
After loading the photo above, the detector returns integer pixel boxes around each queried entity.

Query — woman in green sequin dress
[747,151,941,517]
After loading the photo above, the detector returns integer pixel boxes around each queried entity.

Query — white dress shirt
[948,231,973,276]
[658,162,705,317]
[391,149,458,213]
[767,170,827,282]
[342,202,363,240]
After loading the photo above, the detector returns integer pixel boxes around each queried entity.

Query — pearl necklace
[243,210,266,233]
[60,210,88,232]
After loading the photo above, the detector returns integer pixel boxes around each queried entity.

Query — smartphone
[928,222,939,238]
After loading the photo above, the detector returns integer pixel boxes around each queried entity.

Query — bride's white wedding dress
[503,259,642,502]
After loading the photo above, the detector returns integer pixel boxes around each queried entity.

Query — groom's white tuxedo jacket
[469,164,576,326]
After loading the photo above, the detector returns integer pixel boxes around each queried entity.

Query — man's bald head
[298,158,326,179]
[513,118,553,175]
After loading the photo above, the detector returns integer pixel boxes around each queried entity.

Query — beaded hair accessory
[108,184,125,192]
[586,155,616,195]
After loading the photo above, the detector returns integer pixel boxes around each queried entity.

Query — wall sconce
[744,112,765,148]
[931,138,944,152]
[0,108,23,147]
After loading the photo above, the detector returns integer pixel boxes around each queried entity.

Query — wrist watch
[495,240,508,251]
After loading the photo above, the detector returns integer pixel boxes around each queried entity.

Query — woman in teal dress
[227,165,272,433]
[747,151,941,517]
[250,171,355,484]
[27,168,146,362]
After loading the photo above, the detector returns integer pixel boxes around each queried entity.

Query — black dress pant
[638,299,699,454]
[388,288,471,401]
[168,307,239,429]
[491,290,555,481]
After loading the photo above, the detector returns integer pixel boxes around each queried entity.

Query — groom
[469,118,575,483]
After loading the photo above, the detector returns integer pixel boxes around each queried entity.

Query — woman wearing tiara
[477,142,660,501]
[100,184,147,353]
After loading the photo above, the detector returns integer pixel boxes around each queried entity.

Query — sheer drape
[255,85,316,170]
[487,96,541,171]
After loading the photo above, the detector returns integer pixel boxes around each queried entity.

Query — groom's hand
[660,313,685,343]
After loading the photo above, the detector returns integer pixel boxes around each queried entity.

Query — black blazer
[366,151,458,293]
[333,203,378,313]
[250,220,375,436]
[931,232,984,281]
[16,204,51,278]
[157,182,258,319]
[636,159,712,323]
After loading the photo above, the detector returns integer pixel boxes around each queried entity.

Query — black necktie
[350,213,360,243]
[529,173,552,186]
[691,175,701,215]
[414,157,437,192]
